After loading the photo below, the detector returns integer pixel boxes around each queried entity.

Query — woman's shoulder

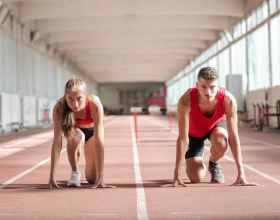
[87,94,102,106]
[87,95,103,116]
[53,97,64,113]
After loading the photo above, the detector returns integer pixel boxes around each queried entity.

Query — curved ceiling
[3,0,264,83]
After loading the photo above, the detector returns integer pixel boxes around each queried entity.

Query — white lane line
[0,140,53,160]
[170,212,223,215]
[240,136,280,150]
[0,213,117,216]
[223,154,280,184]
[2,139,29,148]
[0,149,67,190]
[82,213,117,216]
[0,131,53,149]
[130,117,149,220]
[0,118,117,190]
[146,116,280,185]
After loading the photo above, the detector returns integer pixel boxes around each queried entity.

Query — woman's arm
[91,96,114,188]
[48,102,63,189]
[93,96,105,185]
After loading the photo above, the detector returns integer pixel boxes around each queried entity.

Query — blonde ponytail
[61,98,75,138]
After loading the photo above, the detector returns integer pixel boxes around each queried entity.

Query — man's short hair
[197,67,219,80]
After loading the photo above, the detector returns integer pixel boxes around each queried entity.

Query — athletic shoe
[67,171,81,187]
[208,161,224,183]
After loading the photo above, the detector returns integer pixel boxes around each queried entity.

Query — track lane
[0,116,138,220]
[1,115,280,219]
[136,115,280,219]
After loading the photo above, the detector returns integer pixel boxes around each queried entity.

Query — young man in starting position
[173,67,256,186]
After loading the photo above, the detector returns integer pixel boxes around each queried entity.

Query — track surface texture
[1,115,280,220]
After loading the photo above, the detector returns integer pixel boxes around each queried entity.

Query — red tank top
[75,98,94,126]
[189,87,226,138]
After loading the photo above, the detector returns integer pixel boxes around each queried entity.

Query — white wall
[22,96,37,128]
[0,93,21,131]
[0,28,98,131]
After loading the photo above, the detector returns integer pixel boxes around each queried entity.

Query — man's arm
[224,92,258,186]
[173,91,190,187]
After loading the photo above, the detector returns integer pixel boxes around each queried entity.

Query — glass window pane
[271,15,280,85]
[262,1,268,19]
[247,13,254,30]
[208,56,218,70]
[218,49,230,88]
[256,7,263,24]
[247,24,270,90]
[233,22,242,39]
[242,20,246,34]
[231,38,247,93]
[269,0,277,14]
[189,73,193,88]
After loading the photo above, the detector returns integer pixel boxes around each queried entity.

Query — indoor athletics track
[0,115,280,220]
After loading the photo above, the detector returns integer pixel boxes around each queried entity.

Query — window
[208,57,218,70]
[231,38,247,93]
[261,1,268,20]
[271,15,280,85]
[247,24,270,89]
[247,12,256,30]
[233,22,242,39]
[218,49,230,88]
[269,0,277,14]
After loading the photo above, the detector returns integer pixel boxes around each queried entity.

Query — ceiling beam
[46,29,218,44]
[33,15,237,33]
[15,0,245,21]
[67,50,200,59]
[54,38,208,49]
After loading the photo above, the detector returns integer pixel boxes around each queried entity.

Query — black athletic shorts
[185,120,227,159]
[79,127,94,142]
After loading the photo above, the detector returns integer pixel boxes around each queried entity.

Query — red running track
[0,115,280,220]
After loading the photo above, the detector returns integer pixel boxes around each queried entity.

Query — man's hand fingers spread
[179,180,188,187]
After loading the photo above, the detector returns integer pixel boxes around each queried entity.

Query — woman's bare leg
[66,128,85,172]
[84,136,97,184]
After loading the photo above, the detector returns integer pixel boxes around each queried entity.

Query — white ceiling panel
[3,0,264,83]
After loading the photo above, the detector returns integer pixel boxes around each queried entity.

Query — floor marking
[103,116,118,127]
[0,213,117,216]
[0,149,66,190]
[170,212,223,215]
[0,131,53,149]
[130,117,149,220]
[223,154,280,184]
[82,213,117,216]
[0,139,53,159]
[239,136,280,150]
[0,117,117,190]
[147,116,280,185]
